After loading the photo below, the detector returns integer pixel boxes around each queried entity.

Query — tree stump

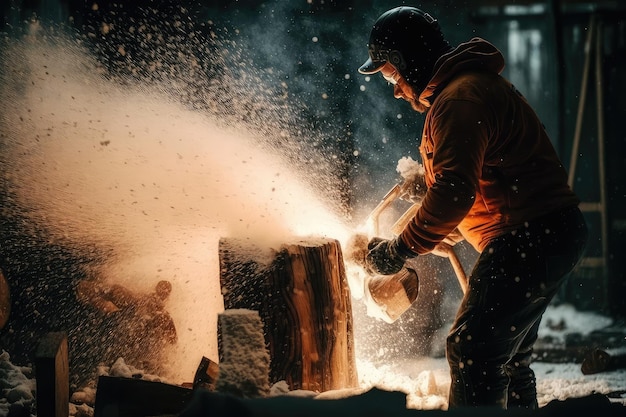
[218,237,358,392]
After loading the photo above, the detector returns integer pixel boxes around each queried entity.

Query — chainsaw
[345,161,468,323]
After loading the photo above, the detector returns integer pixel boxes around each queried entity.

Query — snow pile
[356,357,449,410]
[352,303,626,410]
[0,353,176,417]
[0,351,35,417]
[534,361,624,405]
[539,303,614,342]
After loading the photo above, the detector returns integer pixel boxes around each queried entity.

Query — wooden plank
[35,332,69,417]
[192,356,220,391]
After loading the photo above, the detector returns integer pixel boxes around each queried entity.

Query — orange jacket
[400,38,579,254]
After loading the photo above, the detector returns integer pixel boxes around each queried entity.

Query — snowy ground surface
[356,356,626,410]
[1,304,625,416]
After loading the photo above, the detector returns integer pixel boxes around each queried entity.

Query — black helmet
[359,7,452,92]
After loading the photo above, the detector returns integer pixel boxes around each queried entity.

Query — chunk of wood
[581,348,626,375]
[216,309,271,398]
[219,237,358,392]
[35,332,69,417]
[93,376,193,417]
[74,279,178,345]
[192,356,220,391]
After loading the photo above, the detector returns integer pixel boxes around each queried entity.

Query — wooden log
[35,332,69,417]
[93,376,193,417]
[192,356,220,391]
[219,237,358,392]
[216,309,271,398]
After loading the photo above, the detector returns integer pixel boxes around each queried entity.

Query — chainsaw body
[346,177,468,323]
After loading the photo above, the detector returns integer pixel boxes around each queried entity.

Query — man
[358,7,588,410]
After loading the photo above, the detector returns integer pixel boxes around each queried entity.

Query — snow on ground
[356,355,626,410]
[538,304,614,342]
[1,304,625,416]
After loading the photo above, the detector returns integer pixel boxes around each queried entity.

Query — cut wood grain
[219,237,358,392]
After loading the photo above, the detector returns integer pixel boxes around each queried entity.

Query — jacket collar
[417,37,506,109]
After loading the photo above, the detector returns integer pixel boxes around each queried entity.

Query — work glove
[399,174,427,204]
[365,236,417,276]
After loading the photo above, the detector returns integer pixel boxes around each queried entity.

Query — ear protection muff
[388,50,406,70]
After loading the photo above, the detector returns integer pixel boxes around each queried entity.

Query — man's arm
[400,99,489,254]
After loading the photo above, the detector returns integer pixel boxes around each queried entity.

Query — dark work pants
[446,206,588,409]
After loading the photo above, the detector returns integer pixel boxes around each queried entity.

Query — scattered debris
[581,348,626,375]
[74,279,177,344]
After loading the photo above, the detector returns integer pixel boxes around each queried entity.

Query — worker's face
[379,62,423,113]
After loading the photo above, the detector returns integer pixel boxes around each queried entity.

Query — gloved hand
[399,174,427,204]
[365,236,417,276]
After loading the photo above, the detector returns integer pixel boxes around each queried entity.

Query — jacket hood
[417,37,505,109]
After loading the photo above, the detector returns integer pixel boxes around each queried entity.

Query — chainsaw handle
[364,184,469,296]
[390,203,420,236]
[366,184,402,236]
[432,243,468,295]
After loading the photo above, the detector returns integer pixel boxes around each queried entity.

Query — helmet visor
[359,57,385,74]
[358,44,390,74]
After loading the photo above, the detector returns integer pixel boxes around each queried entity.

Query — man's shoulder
[443,70,500,95]
[431,71,502,110]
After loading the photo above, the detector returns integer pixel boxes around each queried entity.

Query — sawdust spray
[0,17,353,382]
